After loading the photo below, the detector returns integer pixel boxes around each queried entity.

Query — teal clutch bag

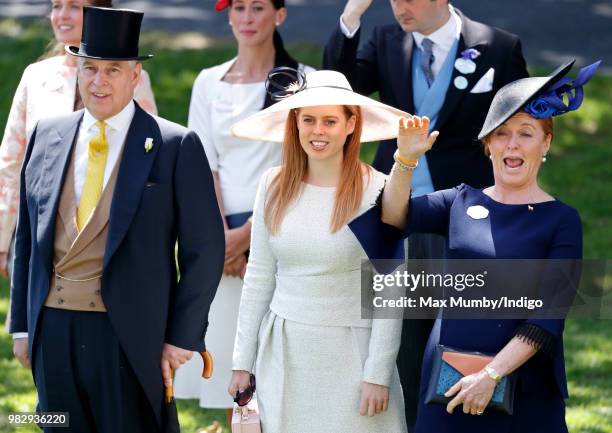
[425,345,517,414]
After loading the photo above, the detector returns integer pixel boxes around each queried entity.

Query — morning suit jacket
[9,102,225,430]
[324,10,529,189]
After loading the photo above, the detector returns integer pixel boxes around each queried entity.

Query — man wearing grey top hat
[10,7,224,432]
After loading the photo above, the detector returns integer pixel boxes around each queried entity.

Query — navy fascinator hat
[478,59,601,140]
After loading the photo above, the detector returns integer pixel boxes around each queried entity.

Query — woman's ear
[275,7,287,26]
[346,115,356,136]
[543,133,552,155]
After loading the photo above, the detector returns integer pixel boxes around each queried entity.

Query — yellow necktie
[77,121,109,230]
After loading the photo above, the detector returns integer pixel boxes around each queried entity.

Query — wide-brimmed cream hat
[231,70,409,143]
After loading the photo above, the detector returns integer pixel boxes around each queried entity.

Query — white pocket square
[470,67,495,93]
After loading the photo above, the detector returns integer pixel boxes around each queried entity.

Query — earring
[229,21,233,26]
[489,154,492,160]
[542,154,547,163]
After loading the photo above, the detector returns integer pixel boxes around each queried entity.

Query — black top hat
[477,60,576,140]
[65,7,153,61]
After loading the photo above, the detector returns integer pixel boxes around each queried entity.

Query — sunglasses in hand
[234,373,256,407]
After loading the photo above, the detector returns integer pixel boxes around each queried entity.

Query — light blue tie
[421,38,435,87]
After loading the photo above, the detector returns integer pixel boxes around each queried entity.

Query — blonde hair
[40,0,114,60]
[265,105,369,234]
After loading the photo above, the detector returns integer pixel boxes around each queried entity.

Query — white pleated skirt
[173,275,242,408]
[255,311,407,433]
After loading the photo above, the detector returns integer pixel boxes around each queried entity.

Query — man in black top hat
[10,7,224,432]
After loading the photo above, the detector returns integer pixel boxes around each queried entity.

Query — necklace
[490,186,537,211]
[527,186,537,212]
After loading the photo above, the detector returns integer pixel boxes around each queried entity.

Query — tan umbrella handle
[165,350,213,403]
[200,350,213,379]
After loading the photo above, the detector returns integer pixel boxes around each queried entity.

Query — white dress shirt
[411,7,461,78]
[12,101,135,340]
[340,5,462,79]
[74,101,135,204]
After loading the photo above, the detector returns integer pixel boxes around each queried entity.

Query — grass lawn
[0,18,610,433]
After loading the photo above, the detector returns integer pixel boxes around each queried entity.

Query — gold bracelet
[394,150,418,168]
[393,150,418,171]
[392,162,409,173]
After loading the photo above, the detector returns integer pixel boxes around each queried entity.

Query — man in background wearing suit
[324,1,528,430]
[10,7,224,432]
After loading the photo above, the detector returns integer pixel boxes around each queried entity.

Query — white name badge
[466,205,489,219]
[455,58,476,74]
[454,76,468,90]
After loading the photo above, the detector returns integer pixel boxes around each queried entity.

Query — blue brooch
[461,48,481,61]
[454,48,482,88]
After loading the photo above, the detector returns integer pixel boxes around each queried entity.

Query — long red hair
[265,105,370,234]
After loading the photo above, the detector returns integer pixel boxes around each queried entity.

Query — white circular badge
[454,58,477,74]
[454,76,469,90]
[466,205,489,220]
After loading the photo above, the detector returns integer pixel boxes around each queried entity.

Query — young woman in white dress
[172,0,314,421]
[227,69,409,433]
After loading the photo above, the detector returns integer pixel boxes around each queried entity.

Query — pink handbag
[231,402,261,433]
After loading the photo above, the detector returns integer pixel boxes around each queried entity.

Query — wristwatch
[484,366,502,384]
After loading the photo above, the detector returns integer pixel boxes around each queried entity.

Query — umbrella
[164,351,214,433]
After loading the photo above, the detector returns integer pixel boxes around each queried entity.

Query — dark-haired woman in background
[172,0,314,419]
[0,0,157,279]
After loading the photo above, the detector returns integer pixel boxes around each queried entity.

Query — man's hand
[359,382,389,417]
[161,343,193,387]
[0,252,9,278]
[342,0,374,33]
[13,337,30,368]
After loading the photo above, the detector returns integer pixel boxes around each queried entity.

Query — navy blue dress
[349,184,582,433]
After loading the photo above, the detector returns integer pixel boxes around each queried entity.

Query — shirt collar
[82,100,136,135]
[412,5,461,53]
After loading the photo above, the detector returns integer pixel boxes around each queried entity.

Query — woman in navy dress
[349,59,600,433]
